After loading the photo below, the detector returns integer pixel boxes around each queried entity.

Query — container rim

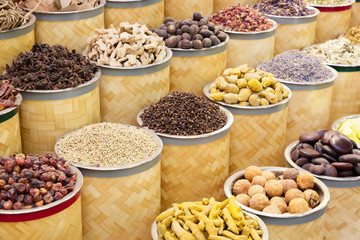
[309,0,355,8]
[0,14,35,34]
[169,35,229,53]
[0,166,83,215]
[55,124,163,171]
[224,19,277,35]
[261,6,319,20]
[224,166,330,220]
[20,0,105,14]
[0,93,22,116]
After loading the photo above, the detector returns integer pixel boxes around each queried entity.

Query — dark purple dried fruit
[309,165,325,175]
[299,149,321,159]
[329,134,354,154]
[324,165,337,177]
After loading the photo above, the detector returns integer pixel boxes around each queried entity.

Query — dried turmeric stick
[222,230,248,240]
[156,209,175,222]
[185,220,206,240]
[193,210,218,236]
[171,219,196,240]
[222,208,239,234]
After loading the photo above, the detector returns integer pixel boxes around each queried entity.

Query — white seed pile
[57,123,159,167]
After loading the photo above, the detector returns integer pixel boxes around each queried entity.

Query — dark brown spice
[0,80,18,111]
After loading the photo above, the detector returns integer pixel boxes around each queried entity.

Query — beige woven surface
[105,1,164,29]
[0,112,22,156]
[164,0,213,20]
[267,213,325,240]
[274,21,316,55]
[35,13,104,53]
[324,187,360,239]
[227,36,275,68]
[100,67,169,125]
[315,9,351,44]
[82,161,161,240]
[229,108,288,175]
[286,86,334,144]
[0,196,82,240]
[0,30,34,72]
[213,0,260,12]
[161,134,230,211]
[169,50,227,96]
[351,3,360,27]
[20,87,100,155]
[329,71,360,125]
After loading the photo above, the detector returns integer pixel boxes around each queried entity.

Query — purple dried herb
[254,0,315,16]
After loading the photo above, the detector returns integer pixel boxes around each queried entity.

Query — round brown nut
[193,34,203,41]
[175,28,183,36]
[207,22,215,31]
[165,36,178,48]
[217,32,227,42]
[189,25,199,36]
[193,40,203,49]
[167,25,176,34]
[164,17,174,24]
[200,29,213,38]
[182,33,191,41]
[203,38,212,48]
[199,18,208,26]
[209,35,220,46]
[181,25,190,33]
[193,12,202,21]
[157,30,168,39]
[178,39,191,49]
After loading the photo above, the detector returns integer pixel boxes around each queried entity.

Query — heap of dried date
[0,81,18,111]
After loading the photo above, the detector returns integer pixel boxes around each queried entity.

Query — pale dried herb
[344,26,360,44]
[23,0,99,12]
[0,81,18,111]
[307,0,352,6]
[254,0,315,16]
[0,0,30,31]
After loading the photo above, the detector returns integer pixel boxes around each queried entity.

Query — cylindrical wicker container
[99,48,171,125]
[263,7,319,55]
[225,20,277,68]
[285,143,360,240]
[151,211,270,240]
[0,14,35,72]
[203,83,291,174]
[312,2,354,44]
[213,0,260,13]
[55,126,162,240]
[0,94,22,156]
[137,106,233,211]
[332,114,360,147]
[104,0,164,29]
[22,0,105,53]
[169,37,228,96]
[225,166,330,240]
[351,1,360,27]
[164,0,213,20]
[0,166,83,240]
[281,66,338,144]
[19,71,101,155]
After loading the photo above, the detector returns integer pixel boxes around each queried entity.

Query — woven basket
[213,0,260,13]
[104,0,164,29]
[263,7,319,55]
[225,20,276,68]
[312,3,353,44]
[0,94,22,156]
[203,83,291,174]
[99,48,171,125]
[225,167,330,240]
[19,71,101,155]
[55,126,162,240]
[351,2,360,27]
[164,0,213,20]
[170,37,228,96]
[281,66,337,145]
[137,106,233,211]
[0,167,83,240]
[0,15,35,72]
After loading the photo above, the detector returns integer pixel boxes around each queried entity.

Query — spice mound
[140,91,227,136]
[307,0,352,6]
[0,81,18,111]
[0,0,30,31]
[254,0,315,16]
[85,22,167,67]
[0,153,76,210]
[23,0,99,12]
[156,196,263,239]
[209,4,273,32]
[258,50,334,83]
[304,38,360,65]
[0,43,99,90]
[344,26,360,45]
[153,12,228,49]
[337,118,360,144]
[209,64,290,106]
[56,123,159,167]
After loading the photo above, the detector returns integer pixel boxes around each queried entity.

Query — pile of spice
[0,43,99,90]
[153,12,228,49]
[23,0,98,12]
[85,22,167,67]
[307,0,352,5]
[209,4,273,32]
[140,91,227,136]
[0,153,76,210]
[254,0,315,16]
[344,26,360,44]
[0,0,30,31]
[0,81,18,111]
[258,50,334,82]
[56,123,159,167]
[209,64,290,106]
[304,38,360,65]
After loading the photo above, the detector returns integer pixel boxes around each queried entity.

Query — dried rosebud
[3,200,13,210]
[33,195,42,202]
[13,202,22,210]
[29,188,40,198]
[13,165,21,173]
[35,200,44,207]
[4,185,11,191]
[4,159,15,173]
[15,157,25,167]
[51,184,60,192]
[14,183,26,193]
[24,195,33,205]
[16,194,24,203]
[0,179,5,189]
[43,194,54,204]
[30,179,40,188]
[19,178,28,184]
[0,190,8,200]
[7,188,16,201]
[40,188,47,196]
[59,188,68,196]
[54,192,63,201]
[45,181,52,190]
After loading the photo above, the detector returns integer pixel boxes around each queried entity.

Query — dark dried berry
[193,12,202,21]
[13,202,22,210]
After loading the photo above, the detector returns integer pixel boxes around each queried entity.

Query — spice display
[0,81,18,111]
[307,0,352,5]
[208,64,290,106]
[155,196,263,240]
[258,50,334,82]
[208,4,273,32]
[290,130,360,177]
[304,38,360,65]
[85,23,167,67]
[0,153,76,210]
[344,26,360,45]
[23,0,99,12]
[56,123,158,167]
[0,43,98,90]
[232,166,319,214]
[0,0,33,31]
[140,91,227,136]
[254,0,315,16]
[153,12,228,49]
[337,118,360,143]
